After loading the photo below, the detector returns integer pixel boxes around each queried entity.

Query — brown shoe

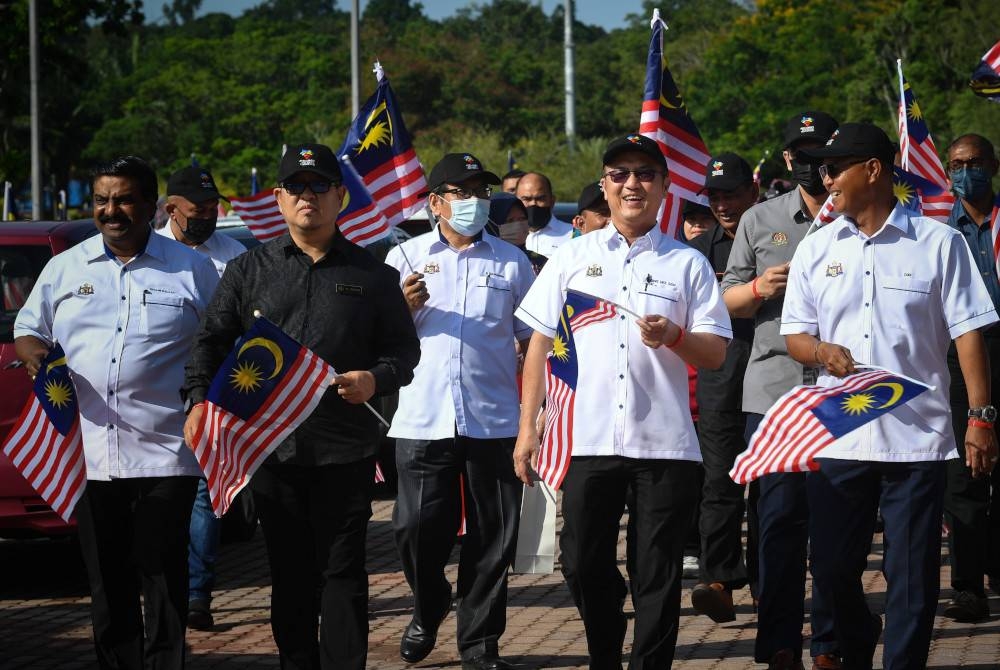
[691,581,735,622]
[768,649,805,670]
[811,653,842,669]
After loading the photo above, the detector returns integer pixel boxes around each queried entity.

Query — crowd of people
[9,108,1000,670]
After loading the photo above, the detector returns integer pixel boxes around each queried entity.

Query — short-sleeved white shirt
[516,222,733,460]
[780,205,998,462]
[156,224,246,278]
[525,215,574,258]
[385,230,535,440]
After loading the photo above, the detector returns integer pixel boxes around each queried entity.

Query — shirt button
[107,424,113,430]
[622,286,627,291]
[111,358,117,363]
[117,327,122,332]
[620,315,625,320]
[619,404,624,409]
[864,303,870,307]
[626,260,631,264]
[108,390,114,396]
[864,334,869,338]
[619,374,624,379]
[620,343,625,349]
[865,271,871,275]
[121,295,126,300]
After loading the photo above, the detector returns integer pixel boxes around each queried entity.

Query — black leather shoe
[943,590,989,622]
[400,619,439,663]
[461,655,514,670]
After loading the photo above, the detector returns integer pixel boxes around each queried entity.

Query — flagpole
[2,181,11,221]
[563,0,576,151]
[350,0,360,117]
[896,58,908,170]
[29,0,42,220]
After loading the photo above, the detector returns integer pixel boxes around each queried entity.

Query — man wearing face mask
[942,133,1000,623]
[158,166,246,630]
[385,153,535,670]
[720,111,840,670]
[516,171,574,257]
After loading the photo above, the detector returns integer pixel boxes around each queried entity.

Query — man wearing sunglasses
[183,143,420,670]
[720,111,840,670]
[386,153,535,670]
[783,122,997,669]
[514,134,731,669]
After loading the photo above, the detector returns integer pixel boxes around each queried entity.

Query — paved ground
[3,496,1000,669]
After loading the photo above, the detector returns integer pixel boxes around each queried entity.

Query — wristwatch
[968,406,998,423]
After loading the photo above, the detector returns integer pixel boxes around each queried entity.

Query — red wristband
[664,325,685,349]
[750,278,764,300]
[968,418,994,429]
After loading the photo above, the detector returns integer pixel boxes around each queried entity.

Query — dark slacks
[75,476,199,670]
[560,456,699,670]
[945,339,1000,594]
[697,408,749,588]
[251,459,374,670]
[747,413,835,662]
[393,436,522,660]
[809,458,945,670]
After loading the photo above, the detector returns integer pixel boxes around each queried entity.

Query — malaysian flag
[970,40,1000,103]
[339,62,427,226]
[189,317,337,516]
[638,9,711,239]
[2,344,86,523]
[730,368,932,484]
[896,60,954,221]
[536,289,618,491]
[893,165,945,213]
[229,190,285,242]
[989,194,1000,280]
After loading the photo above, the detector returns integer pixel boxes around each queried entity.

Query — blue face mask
[950,167,993,201]
[441,197,490,237]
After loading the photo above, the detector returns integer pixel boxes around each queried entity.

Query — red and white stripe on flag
[729,369,902,485]
[229,190,285,242]
[360,147,427,226]
[990,198,1000,283]
[536,359,575,492]
[191,347,336,517]
[2,394,86,523]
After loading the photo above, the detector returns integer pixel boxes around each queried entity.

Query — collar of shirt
[601,219,664,252]
[790,189,814,224]
[99,227,151,262]
[436,226,484,248]
[277,230,353,263]
[835,203,910,241]
[948,195,998,231]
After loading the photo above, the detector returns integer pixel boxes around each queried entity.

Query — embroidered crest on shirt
[825,262,844,277]
[771,232,789,246]
[586,264,603,277]
[422,261,440,274]
[77,283,94,295]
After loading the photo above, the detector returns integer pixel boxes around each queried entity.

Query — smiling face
[820,157,877,217]
[706,183,758,234]
[600,151,669,234]
[92,175,155,256]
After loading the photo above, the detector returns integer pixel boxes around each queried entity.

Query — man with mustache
[14,155,220,670]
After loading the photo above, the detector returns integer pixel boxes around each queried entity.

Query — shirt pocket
[140,289,186,341]
[636,283,681,319]
[880,276,932,329]
[473,274,513,322]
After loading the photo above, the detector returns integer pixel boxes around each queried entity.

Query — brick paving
[3,496,1000,669]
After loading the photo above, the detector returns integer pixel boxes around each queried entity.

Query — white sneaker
[682,555,699,579]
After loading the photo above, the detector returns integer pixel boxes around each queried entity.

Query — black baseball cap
[426,153,500,193]
[166,166,228,203]
[682,200,713,219]
[576,182,606,213]
[277,143,342,183]
[602,133,668,171]
[795,122,897,164]
[782,111,839,149]
[700,152,753,193]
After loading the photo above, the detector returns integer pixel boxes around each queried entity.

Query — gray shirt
[720,189,815,414]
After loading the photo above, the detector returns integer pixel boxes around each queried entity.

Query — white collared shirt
[516,221,733,460]
[156,224,246,278]
[780,204,998,462]
[525,215,574,257]
[14,232,219,479]
[385,230,535,440]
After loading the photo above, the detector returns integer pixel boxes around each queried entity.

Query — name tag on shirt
[336,283,364,297]
[478,274,511,291]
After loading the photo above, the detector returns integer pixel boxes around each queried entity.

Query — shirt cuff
[368,362,397,396]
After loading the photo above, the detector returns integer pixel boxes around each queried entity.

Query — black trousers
[251,459,374,670]
[945,338,1000,595]
[697,408,749,588]
[393,436,522,660]
[75,476,199,670]
[560,456,699,670]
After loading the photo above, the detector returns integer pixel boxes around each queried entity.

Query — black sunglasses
[282,181,339,195]
[603,168,664,184]
[818,158,870,181]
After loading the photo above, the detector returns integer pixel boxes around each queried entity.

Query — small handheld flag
[970,41,1000,103]
[2,344,86,523]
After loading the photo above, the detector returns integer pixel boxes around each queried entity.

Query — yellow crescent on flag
[870,382,905,409]
[237,338,284,380]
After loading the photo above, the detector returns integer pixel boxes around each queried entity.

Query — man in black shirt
[182,143,420,670]
[687,152,759,623]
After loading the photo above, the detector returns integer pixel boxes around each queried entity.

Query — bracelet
[968,418,994,430]
[813,340,824,366]
[665,325,685,349]
[750,277,764,300]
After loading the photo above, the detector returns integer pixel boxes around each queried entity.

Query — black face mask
[790,158,827,196]
[525,205,552,231]
[179,216,217,245]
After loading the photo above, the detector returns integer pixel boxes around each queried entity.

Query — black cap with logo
[426,153,500,193]
[602,133,668,171]
[167,166,228,203]
[276,143,343,183]
[576,182,606,213]
[782,111,839,149]
[795,122,897,165]
[700,152,753,193]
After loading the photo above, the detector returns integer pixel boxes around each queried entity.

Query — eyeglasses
[947,158,988,172]
[282,180,338,195]
[602,168,664,184]
[436,185,492,200]
[817,158,869,181]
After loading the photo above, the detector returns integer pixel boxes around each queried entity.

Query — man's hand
[184,404,205,448]
[334,371,376,405]
[401,272,429,312]
[636,315,679,349]
[513,427,540,486]
[14,335,49,378]
[965,424,998,479]
[815,341,857,378]
[755,263,790,300]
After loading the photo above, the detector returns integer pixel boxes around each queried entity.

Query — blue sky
[146,0,647,30]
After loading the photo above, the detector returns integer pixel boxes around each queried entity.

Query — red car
[0,220,98,537]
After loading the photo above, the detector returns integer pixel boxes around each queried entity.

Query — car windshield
[1,245,52,343]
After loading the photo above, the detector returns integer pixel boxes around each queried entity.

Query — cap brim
[603,147,667,169]
[276,167,342,183]
[451,169,501,186]
[172,190,229,204]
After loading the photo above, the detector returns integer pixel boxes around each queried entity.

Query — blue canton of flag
[810,374,929,439]
[892,166,944,212]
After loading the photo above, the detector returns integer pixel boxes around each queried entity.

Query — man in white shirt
[385,153,535,670]
[14,156,219,670]
[516,171,574,257]
[157,166,246,631]
[782,123,998,669]
[514,134,731,669]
